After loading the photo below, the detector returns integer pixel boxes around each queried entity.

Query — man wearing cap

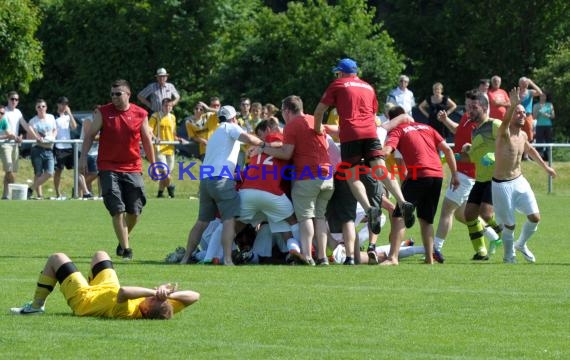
[137,68,180,114]
[314,58,415,264]
[180,105,264,266]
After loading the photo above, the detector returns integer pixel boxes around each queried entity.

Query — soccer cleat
[432,248,445,264]
[343,258,355,265]
[116,244,124,257]
[10,302,45,315]
[367,206,382,235]
[472,253,489,261]
[489,239,502,255]
[82,193,93,200]
[122,248,133,260]
[157,190,165,198]
[367,244,378,265]
[515,243,536,263]
[167,185,176,198]
[401,202,416,228]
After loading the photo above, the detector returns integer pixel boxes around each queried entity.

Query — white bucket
[8,184,29,200]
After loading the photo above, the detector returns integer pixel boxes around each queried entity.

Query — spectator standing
[2,91,39,199]
[493,88,556,263]
[532,92,555,160]
[179,105,264,265]
[238,97,254,132]
[149,98,178,198]
[80,79,156,260]
[28,99,57,199]
[487,75,510,120]
[185,103,218,162]
[386,75,415,116]
[137,68,180,114]
[418,82,457,139]
[518,77,542,143]
[80,114,100,196]
[53,96,92,199]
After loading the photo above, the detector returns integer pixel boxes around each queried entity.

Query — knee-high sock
[434,236,445,252]
[517,221,538,247]
[33,273,57,308]
[486,216,503,239]
[502,227,515,260]
[467,219,487,255]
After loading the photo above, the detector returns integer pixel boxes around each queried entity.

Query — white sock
[483,226,499,242]
[517,221,538,247]
[412,246,425,255]
[287,238,301,253]
[290,224,300,242]
[434,236,445,251]
[503,227,515,259]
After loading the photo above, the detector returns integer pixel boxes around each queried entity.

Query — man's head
[512,104,526,128]
[57,96,69,113]
[478,79,490,93]
[398,75,410,90]
[240,97,251,115]
[490,76,501,89]
[35,99,48,115]
[139,296,173,320]
[332,58,358,76]
[281,95,303,123]
[387,105,406,120]
[161,98,174,113]
[218,105,237,123]
[7,91,19,109]
[155,68,169,85]
[110,79,131,110]
[209,97,221,110]
[255,118,280,139]
[465,89,489,122]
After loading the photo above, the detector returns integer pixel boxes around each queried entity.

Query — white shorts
[156,153,175,172]
[0,143,19,172]
[238,189,294,233]
[492,175,539,226]
[445,172,475,206]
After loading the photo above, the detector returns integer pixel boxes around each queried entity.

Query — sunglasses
[110,91,125,97]
[10,98,19,101]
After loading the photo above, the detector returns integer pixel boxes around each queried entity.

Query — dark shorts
[393,177,442,224]
[340,138,385,167]
[198,177,241,221]
[326,173,383,233]
[99,171,147,216]
[31,146,55,176]
[466,180,493,206]
[54,148,74,170]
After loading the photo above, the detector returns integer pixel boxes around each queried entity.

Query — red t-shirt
[488,88,509,120]
[319,76,378,143]
[453,113,476,178]
[384,123,444,179]
[283,114,331,180]
[97,103,147,172]
[241,133,288,195]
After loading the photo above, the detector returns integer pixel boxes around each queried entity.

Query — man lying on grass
[10,251,199,319]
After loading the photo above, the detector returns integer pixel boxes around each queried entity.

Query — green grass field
[1,159,569,359]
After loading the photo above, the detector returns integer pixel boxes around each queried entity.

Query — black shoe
[401,202,416,228]
[316,258,330,266]
[343,257,355,265]
[367,207,382,234]
[367,244,378,265]
[27,188,33,200]
[122,248,133,260]
[157,190,164,198]
[167,185,176,198]
[472,253,489,261]
[116,244,124,256]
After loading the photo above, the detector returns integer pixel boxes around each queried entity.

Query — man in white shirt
[386,75,416,116]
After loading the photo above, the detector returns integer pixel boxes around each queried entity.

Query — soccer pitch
[1,162,569,359]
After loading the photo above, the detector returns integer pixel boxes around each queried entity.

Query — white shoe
[515,242,536,263]
[10,302,45,315]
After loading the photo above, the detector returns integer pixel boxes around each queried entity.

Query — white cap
[218,105,237,122]
[156,68,168,76]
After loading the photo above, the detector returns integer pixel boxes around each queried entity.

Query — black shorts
[54,148,74,170]
[326,173,383,233]
[100,171,147,216]
[340,138,385,167]
[393,177,442,224]
[467,181,493,206]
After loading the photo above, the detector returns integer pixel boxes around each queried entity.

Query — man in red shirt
[382,106,459,265]
[314,58,415,264]
[263,95,333,265]
[80,79,155,260]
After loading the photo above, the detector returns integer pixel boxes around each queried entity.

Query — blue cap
[332,58,358,74]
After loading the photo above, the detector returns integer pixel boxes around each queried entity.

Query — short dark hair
[281,95,303,114]
[57,96,69,105]
[111,79,131,92]
[465,89,489,108]
[387,105,406,120]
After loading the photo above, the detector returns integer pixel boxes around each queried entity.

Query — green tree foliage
[534,39,570,140]
[0,0,43,93]
[208,0,404,111]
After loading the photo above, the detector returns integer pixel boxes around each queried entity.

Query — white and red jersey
[241,133,288,195]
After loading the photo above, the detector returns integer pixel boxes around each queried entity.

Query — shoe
[515,242,536,263]
[401,202,416,228]
[472,253,489,261]
[367,244,378,265]
[157,190,164,198]
[403,237,415,247]
[367,207,382,235]
[122,248,133,260]
[10,302,45,315]
[27,188,33,200]
[82,193,93,199]
[343,257,355,265]
[503,256,517,264]
[167,185,176,198]
[433,248,445,264]
[116,244,124,257]
[288,250,313,265]
[489,239,502,255]
[316,258,329,266]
